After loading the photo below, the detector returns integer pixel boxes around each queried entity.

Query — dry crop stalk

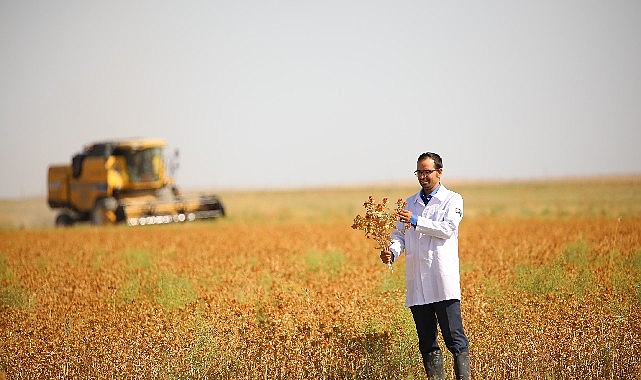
[351,196,407,270]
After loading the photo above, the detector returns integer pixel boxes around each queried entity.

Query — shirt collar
[419,183,441,204]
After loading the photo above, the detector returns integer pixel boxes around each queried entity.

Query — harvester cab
[47,139,225,226]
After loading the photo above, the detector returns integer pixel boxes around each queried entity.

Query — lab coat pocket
[435,250,458,279]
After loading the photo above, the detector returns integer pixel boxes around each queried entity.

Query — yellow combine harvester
[47,138,225,226]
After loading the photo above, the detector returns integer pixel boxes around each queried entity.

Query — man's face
[416,158,442,193]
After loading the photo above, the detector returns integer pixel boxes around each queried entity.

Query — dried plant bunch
[351,196,407,252]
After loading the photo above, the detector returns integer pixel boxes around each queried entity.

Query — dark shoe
[422,350,445,380]
[453,351,471,380]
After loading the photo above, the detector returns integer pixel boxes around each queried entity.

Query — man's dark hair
[417,152,443,169]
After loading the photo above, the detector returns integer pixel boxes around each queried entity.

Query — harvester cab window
[72,154,85,178]
[124,148,162,183]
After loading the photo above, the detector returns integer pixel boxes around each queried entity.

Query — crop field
[1,176,640,379]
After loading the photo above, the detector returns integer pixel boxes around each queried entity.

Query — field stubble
[1,177,640,379]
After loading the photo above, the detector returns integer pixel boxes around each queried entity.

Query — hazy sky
[1,0,640,199]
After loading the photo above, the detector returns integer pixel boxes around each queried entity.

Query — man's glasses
[414,169,438,177]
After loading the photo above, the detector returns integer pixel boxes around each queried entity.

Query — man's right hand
[380,248,393,265]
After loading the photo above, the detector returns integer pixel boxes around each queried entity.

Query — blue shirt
[410,183,441,227]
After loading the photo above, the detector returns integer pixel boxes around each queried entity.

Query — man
[380,152,471,380]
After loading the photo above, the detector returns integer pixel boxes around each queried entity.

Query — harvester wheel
[91,198,118,225]
[55,213,74,227]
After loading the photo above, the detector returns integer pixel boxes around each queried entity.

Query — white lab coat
[389,185,464,307]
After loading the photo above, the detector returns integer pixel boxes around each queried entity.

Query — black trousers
[410,299,469,355]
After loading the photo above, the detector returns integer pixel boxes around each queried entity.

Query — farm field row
[2,175,640,229]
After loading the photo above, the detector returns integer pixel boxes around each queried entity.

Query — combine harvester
[47,138,225,226]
